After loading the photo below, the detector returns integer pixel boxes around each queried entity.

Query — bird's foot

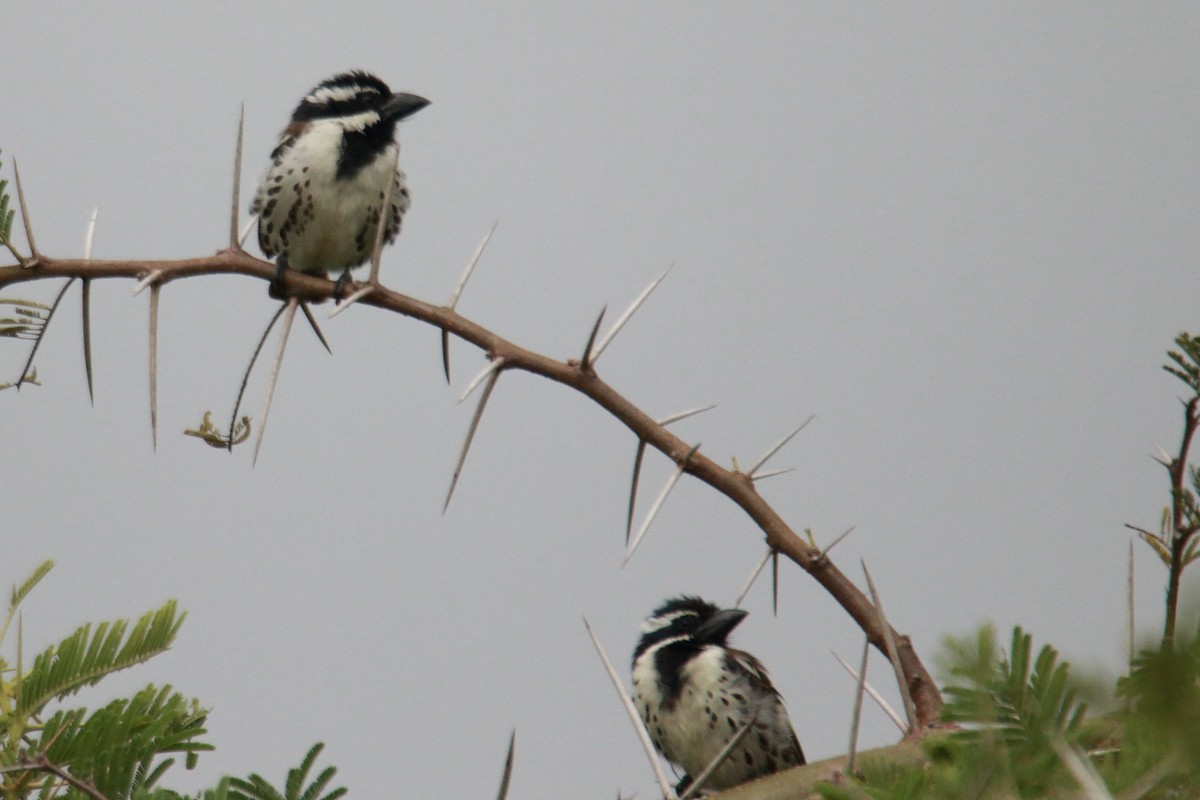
[331,269,354,303]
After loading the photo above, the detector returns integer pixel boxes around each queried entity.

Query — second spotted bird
[632,596,805,793]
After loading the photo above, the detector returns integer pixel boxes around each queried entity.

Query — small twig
[230,105,244,248]
[832,650,906,731]
[734,548,773,608]
[624,443,700,567]
[444,367,502,513]
[460,357,506,403]
[148,284,160,450]
[846,637,870,774]
[252,297,299,465]
[443,221,498,383]
[678,717,755,800]
[580,305,607,372]
[16,278,73,390]
[591,263,672,363]
[747,416,813,478]
[495,730,515,800]
[862,561,917,733]
[583,618,677,800]
[228,302,287,453]
[12,159,39,263]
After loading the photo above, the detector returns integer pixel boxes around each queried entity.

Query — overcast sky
[3,3,1199,798]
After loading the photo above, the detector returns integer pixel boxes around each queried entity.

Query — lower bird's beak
[384,92,431,121]
[694,608,749,644]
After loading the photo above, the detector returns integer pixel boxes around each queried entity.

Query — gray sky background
[3,3,1199,798]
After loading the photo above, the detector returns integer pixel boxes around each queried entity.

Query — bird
[250,70,429,297]
[631,596,805,794]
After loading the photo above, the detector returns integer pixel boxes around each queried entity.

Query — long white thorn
[751,467,795,482]
[591,263,672,363]
[148,284,160,451]
[132,270,164,297]
[1127,538,1135,671]
[83,206,98,259]
[625,405,715,546]
[450,220,498,308]
[444,368,502,513]
[1152,443,1173,467]
[367,147,402,285]
[444,221,499,384]
[748,416,813,477]
[329,284,374,318]
[239,217,257,248]
[678,718,755,800]
[1052,739,1114,800]
[12,159,38,261]
[656,404,717,427]
[846,637,870,775]
[459,357,506,403]
[862,561,918,733]
[818,526,857,561]
[734,548,774,608]
[230,104,244,248]
[584,618,677,800]
[623,444,700,567]
[832,650,906,731]
[252,297,299,466]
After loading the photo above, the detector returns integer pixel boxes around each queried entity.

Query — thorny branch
[0,250,944,727]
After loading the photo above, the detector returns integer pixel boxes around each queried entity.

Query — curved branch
[0,251,943,727]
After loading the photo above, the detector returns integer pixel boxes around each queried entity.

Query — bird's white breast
[253,120,408,274]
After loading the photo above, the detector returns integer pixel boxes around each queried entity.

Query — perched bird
[251,70,429,296]
[631,596,805,793]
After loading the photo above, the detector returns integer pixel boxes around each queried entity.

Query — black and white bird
[251,71,429,295]
[631,596,805,793]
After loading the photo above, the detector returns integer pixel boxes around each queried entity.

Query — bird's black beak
[694,608,748,644]
[383,92,431,121]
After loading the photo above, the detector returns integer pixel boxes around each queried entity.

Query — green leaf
[227,744,345,800]
[10,559,55,610]
[35,684,210,800]
[16,600,185,718]
[0,559,55,649]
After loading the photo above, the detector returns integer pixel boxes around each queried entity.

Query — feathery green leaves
[16,600,185,718]
[226,744,346,800]
[33,684,210,800]
[1165,332,1200,395]
[0,149,20,261]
